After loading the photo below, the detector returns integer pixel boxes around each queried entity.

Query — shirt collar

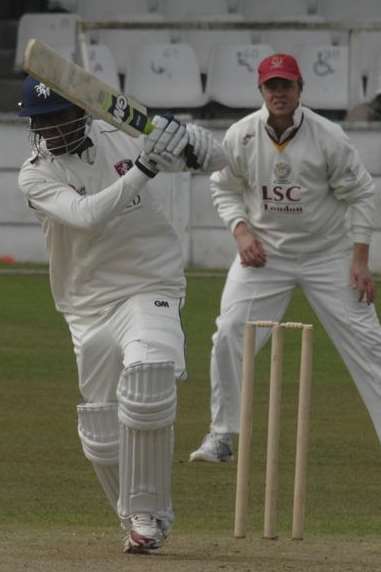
[72,136,95,164]
[260,103,304,144]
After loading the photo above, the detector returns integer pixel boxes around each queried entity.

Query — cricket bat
[23,38,155,137]
[23,38,199,167]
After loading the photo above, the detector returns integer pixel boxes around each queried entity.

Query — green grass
[0,273,380,539]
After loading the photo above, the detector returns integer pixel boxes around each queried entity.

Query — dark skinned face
[31,107,87,155]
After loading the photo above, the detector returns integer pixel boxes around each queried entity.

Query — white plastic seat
[95,14,179,76]
[350,32,381,106]
[186,21,252,74]
[76,0,164,20]
[86,44,121,90]
[299,45,349,110]
[318,0,381,20]
[261,28,337,59]
[243,0,321,19]
[14,13,80,71]
[206,44,274,108]
[58,44,121,90]
[163,0,243,18]
[88,44,120,89]
[77,2,171,75]
[124,43,207,108]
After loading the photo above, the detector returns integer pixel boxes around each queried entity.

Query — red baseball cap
[258,54,303,86]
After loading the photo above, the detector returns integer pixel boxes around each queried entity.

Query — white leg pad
[117,362,176,527]
[77,402,120,512]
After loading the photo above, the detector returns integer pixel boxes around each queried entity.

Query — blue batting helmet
[18,75,74,117]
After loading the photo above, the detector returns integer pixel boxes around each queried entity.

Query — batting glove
[135,114,190,176]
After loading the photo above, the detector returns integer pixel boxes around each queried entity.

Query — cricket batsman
[17,75,226,553]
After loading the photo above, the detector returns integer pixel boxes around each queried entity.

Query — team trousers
[65,292,186,403]
[64,292,185,527]
[210,249,381,443]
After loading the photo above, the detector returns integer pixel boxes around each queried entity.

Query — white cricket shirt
[210,104,375,255]
[18,120,185,316]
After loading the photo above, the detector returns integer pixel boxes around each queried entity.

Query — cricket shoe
[189,432,234,463]
[123,513,167,554]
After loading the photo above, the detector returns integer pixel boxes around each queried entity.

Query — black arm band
[135,156,157,178]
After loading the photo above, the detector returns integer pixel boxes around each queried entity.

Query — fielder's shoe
[189,432,234,463]
[123,513,166,554]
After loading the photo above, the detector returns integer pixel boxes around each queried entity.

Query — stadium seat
[205,44,274,108]
[163,0,245,73]
[350,32,381,105]
[185,17,252,74]
[163,0,243,18]
[298,45,349,110]
[85,44,121,90]
[94,14,184,77]
[259,28,338,59]
[76,0,165,20]
[124,43,207,108]
[58,43,120,90]
[14,13,80,71]
[243,0,321,19]
[317,0,381,20]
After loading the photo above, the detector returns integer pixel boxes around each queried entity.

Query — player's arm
[19,165,149,229]
[212,170,266,267]
[326,128,376,303]
[209,130,265,267]
[351,243,375,304]
[233,221,267,267]
[134,116,227,175]
[186,124,227,172]
[19,116,188,229]
[327,128,375,245]
[139,119,228,174]
[210,129,250,230]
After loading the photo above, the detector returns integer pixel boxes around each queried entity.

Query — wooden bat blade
[23,38,153,137]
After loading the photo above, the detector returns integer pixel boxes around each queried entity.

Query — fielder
[190,53,381,463]
[17,75,226,553]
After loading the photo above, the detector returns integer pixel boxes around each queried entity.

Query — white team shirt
[18,120,185,316]
[210,104,375,255]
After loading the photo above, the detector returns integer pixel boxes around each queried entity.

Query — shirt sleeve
[326,129,375,244]
[19,162,150,230]
[210,130,250,233]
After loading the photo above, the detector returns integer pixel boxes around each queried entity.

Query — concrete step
[0,20,18,50]
[0,49,16,77]
[0,77,24,113]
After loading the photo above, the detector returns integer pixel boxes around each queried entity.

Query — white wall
[0,117,48,262]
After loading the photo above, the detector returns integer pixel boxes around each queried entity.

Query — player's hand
[135,115,188,177]
[234,222,267,267]
[350,244,375,304]
[186,124,227,172]
[350,263,375,304]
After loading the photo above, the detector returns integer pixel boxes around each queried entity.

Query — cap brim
[259,72,300,85]
[17,101,74,117]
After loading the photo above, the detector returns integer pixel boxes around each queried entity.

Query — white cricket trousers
[65,292,186,402]
[210,249,381,443]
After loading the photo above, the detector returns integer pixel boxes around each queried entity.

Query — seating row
[119,43,351,111]
[73,0,381,22]
[15,12,350,74]
[15,12,381,111]
[20,39,353,111]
